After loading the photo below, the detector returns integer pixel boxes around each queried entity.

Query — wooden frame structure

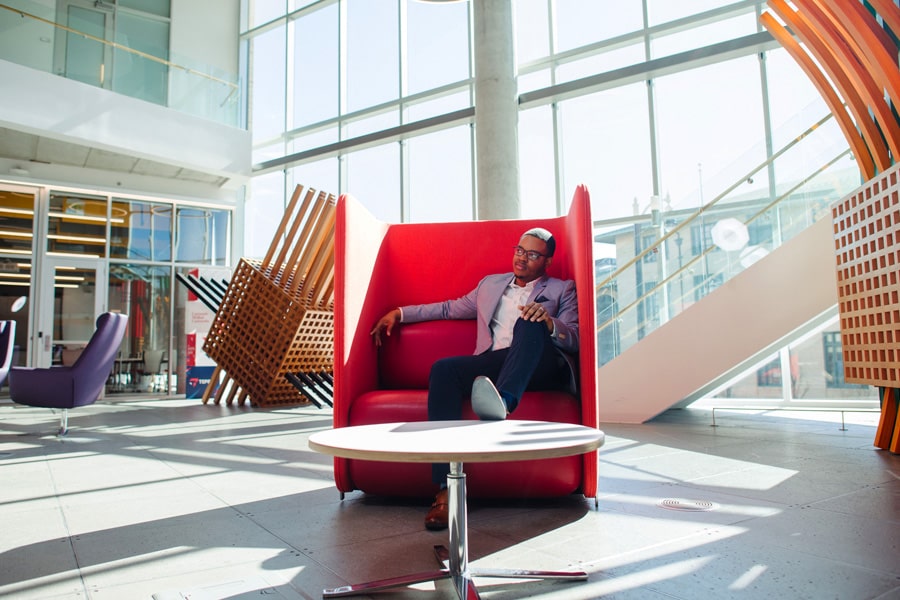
[832,164,900,452]
[764,1,900,451]
[201,185,336,407]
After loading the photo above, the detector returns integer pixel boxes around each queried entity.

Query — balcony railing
[594,109,862,366]
[0,1,240,127]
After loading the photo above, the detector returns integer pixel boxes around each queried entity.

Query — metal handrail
[596,147,851,334]
[594,111,836,296]
[593,111,845,338]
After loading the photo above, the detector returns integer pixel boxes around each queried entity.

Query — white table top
[308,420,604,463]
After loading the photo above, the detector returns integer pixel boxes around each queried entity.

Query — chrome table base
[323,462,588,599]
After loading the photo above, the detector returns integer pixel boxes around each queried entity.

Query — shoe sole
[471,376,507,421]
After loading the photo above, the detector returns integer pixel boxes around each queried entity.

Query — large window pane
[346,142,401,223]
[110,199,173,261]
[654,56,765,212]
[346,0,399,112]
[246,0,285,29]
[556,0,643,52]
[765,48,831,151]
[288,159,339,201]
[175,207,230,264]
[406,0,469,95]
[408,126,472,223]
[250,24,286,142]
[558,83,652,221]
[291,3,339,128]
[245,172,286,260]
[518,105,557,218]
[516,0,550,65]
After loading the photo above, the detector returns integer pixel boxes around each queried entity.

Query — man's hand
[519,302,554,332]
[370,308,401,346]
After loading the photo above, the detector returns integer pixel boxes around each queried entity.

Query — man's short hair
[523,227,556,257]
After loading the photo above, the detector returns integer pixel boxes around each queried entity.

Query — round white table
[309,419,605,599]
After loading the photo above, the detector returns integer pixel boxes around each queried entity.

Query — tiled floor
[0,397,898,600]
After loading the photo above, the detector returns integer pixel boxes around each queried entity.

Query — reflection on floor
[0,398,897,599]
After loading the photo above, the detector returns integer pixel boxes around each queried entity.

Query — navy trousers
[428,318,569,484]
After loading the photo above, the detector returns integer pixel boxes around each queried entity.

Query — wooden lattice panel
[832,163,900,387]
[202,185,336,407]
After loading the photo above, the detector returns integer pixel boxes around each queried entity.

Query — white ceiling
[0,126,231,188]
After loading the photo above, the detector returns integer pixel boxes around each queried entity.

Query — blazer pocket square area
[535,295,549,303]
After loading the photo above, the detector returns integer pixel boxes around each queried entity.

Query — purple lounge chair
[0,320,15,387]
[9,312,128,435]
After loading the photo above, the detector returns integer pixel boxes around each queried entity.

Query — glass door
[54,0,115,88]
[36,257,107,369]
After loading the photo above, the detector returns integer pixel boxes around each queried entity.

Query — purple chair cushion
[9,312,128,409]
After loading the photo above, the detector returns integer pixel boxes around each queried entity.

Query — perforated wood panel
[202,185,336,407]
[832,164,900,387]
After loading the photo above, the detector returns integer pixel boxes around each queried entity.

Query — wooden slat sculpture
[832,165,900,453]
[764,0,900,452]
[201,184,336,407]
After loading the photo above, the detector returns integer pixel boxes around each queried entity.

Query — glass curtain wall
[240,0,874,406]
[0,184,231,399]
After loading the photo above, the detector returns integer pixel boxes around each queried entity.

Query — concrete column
[473,0,519,220]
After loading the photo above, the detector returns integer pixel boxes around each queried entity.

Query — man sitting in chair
[370,227,580,530]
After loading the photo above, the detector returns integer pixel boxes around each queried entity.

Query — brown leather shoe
[424,488,449,531]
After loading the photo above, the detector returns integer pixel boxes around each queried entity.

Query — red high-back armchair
[333,185,598,500]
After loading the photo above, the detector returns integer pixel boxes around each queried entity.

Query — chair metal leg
[58,408,68,436]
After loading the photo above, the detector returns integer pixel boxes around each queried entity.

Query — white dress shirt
[490,278,536,350]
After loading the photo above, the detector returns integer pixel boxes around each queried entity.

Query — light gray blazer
[400,273,580,356]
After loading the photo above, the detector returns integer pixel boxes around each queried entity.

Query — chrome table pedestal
[323,461,588,599]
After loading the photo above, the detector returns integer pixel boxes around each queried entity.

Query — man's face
[512,234,551,284]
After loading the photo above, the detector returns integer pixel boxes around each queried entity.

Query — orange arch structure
[762,0,900,179]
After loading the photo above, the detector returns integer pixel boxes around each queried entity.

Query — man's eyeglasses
[513,246,547,261]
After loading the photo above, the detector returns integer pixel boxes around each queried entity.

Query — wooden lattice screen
[832,163,900,452]
[202,185,336,407]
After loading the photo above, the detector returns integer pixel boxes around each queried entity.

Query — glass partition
[108,263,171,394]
